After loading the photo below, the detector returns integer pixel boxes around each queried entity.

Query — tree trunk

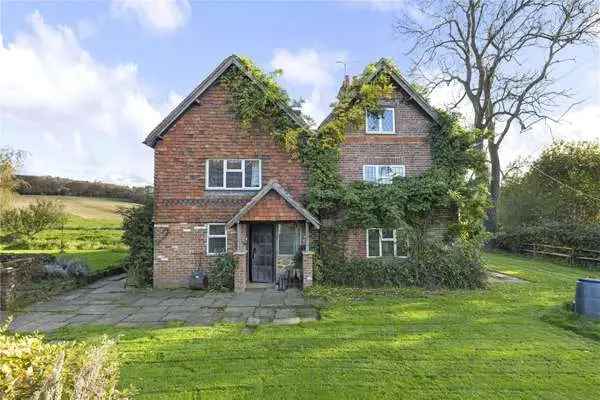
[486,139,501,232]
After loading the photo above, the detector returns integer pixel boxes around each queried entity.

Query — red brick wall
[153,75,308,224]
[334,82,457,260]
[152,73,308,287]
[339,84,435,183]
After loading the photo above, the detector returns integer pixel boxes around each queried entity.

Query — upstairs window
[207,224,227,255]
[366,108,395,134]
[206,159,261,190]
[363,165,405,184]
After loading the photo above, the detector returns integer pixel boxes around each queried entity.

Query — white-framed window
[363,165,405,184]
[207,223,227,255]
[366,228,409,258]
[366,108,395,134]
[277,223,302,256]
[206,159,261,190]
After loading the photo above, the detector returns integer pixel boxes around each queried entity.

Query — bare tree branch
[394,0,600,231]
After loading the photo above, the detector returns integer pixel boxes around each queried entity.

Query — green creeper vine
[221,56,490,245]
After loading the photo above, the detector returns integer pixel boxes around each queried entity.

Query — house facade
[144,55,445,291]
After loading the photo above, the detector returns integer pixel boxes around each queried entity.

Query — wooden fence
[522,243,600,267]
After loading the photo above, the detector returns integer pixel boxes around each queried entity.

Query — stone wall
[0,256,44,310]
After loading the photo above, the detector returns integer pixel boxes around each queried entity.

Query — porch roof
[226,180,320,229]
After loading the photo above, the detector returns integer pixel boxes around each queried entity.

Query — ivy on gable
[221,56,490,242]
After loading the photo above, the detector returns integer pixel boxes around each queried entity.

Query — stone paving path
[488,271,527,284]
[4,274,321,332]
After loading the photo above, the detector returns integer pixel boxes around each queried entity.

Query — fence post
[532,243,537,257]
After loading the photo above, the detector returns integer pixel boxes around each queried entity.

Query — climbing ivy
[221,56,490,243]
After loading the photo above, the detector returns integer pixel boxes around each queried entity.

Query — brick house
[144,55,444,291]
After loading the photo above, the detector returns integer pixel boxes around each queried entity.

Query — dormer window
[206,159,261,190]
[366,108,395,134]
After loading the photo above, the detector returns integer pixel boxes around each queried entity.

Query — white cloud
[500,104,600,167]
[111,0,190,33]
[270,48,347,124]
[0,11,177,185]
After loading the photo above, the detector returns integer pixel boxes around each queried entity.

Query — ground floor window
[277,223,302,256]
[366,228,409,258]
[207,223,227,255]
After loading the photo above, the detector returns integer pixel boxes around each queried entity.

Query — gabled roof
[143,55,310,148]
[319,58,440,129]
[226,180,320,229]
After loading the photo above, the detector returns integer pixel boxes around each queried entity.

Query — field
[51,252,600,399]
[1,195,135,270]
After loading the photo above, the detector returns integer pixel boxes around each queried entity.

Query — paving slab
[67,314,101,325]
[185,296,216,307]
[78,304,119,315]
[8,274,322,331]
[167,304,201,313]
[254,307,276,318]
[162,312,192,322]
[261,291,285,307]
[132,297,164,307]
[122,312,168,323]
[159,297,190,306]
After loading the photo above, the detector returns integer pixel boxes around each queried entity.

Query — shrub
[493,222,600,252]
[0,324,129,399]
[0,199,67,241]
[119,197,153,287]
[53,254,91,279]
[319,240,486,290]
[208,253,237,291]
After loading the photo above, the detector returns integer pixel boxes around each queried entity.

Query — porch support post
[236,222,241,253]
[234,250,247,293]
[302,250,314,289]
[305,221,310,252]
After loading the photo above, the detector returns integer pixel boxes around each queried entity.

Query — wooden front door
[250,224,275,283]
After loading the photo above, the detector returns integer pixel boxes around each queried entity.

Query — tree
[499,140,600,228]
[395,0,600,231]
[119,197,154,287]
[1,199,67,240]
[0,148,24,213]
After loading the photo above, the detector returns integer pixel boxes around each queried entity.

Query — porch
[226,180,320,293]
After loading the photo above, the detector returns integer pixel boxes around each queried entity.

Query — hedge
[317,240,486,290]
[493,223,600,252]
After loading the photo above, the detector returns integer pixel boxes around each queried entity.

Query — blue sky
[1,1,599,185]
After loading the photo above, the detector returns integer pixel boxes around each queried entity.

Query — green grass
[0,249,127,273]
[1,195,134,251]
[48,252,600,399]
[13,194,137,221]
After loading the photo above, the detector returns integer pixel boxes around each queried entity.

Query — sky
[1,0,599,186]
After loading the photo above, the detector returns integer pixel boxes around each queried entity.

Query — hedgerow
[494,222,600,252]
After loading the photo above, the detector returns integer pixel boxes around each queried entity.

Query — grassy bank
[48,252,600,399]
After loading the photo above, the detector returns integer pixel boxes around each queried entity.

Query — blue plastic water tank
[574,279,600,318]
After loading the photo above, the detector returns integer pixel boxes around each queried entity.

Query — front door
[250,224,275,283]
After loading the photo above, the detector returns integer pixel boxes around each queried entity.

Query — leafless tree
[395,0,600,231]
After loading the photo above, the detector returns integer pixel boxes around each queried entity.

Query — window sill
[365,131,396,135]
[366,255,409,259]
[205,187,261,191]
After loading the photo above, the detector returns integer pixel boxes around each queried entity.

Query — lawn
[0,249,127,273]
[49,252,600,399]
